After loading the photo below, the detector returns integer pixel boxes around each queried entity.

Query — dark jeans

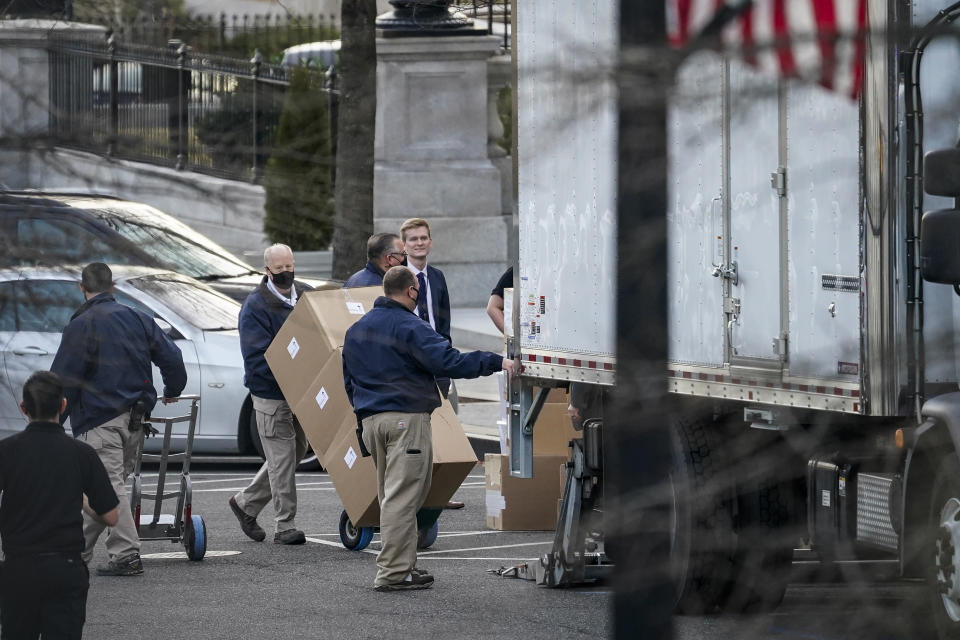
[0,553,89,640]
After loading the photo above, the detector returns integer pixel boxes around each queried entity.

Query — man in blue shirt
[51,262,186,577]
[342,267,518,591]
[230,244,312,545]
[343,233,406,288]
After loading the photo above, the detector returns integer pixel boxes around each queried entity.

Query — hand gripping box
[265,286,382,408]
[324,399,478,528]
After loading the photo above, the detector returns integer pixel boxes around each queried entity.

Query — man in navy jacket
[343,233,406,288]
[51,262,186,576]
[230,244,312,546]
[342,267,518,591]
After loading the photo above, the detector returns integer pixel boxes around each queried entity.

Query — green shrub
[263,66,335,250]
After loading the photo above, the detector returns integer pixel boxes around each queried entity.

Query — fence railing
[94,13,339,61]
[459,1,511,51]
[48,34,337,184]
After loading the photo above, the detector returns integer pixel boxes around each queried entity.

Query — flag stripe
[812,0,838,89]
[668,0,868,100]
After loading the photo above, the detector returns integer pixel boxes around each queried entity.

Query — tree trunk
[331,0,378,280]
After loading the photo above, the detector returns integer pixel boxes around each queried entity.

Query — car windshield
[96,206,257,280]
[127,273,240,331]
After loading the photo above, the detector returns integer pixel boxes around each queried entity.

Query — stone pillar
[374,34,508,307]
[0,20,105,138]
[487,53,512,217]
[0,20,105,185]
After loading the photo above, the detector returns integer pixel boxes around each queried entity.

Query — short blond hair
[400,218,431,242]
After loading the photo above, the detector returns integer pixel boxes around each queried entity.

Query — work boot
[229,497,266,542]
[374,571,434,592]
[274,529,306,545]
[96,554,144,576]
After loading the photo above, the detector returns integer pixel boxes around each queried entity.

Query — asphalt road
[79,462,928,640]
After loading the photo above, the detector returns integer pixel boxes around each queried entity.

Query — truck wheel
[670,411,736,614]
[720,477,795,613]
[927,454,960,639]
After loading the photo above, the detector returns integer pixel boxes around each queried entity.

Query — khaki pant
[234,397,308,532]
[79,413,142,564]
[361,412,433,587]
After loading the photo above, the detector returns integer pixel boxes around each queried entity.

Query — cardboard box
[292,349,354,461]
[485,453,568,531]
[265,286,381,406]
[266,284,478,529]
[534,401,580,456]
[323,418,381,527]
[423,399,479,508]
[324,401,479,527]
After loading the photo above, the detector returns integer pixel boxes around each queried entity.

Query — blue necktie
[416,272,429,322]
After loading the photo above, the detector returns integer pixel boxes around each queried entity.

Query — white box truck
[509,0,960,634]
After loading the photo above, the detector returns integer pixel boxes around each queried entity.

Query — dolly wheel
[185,514,207,561]
[417,520,439,550]
[339,510,374,551]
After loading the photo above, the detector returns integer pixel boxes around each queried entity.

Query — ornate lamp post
[376,0,485,36]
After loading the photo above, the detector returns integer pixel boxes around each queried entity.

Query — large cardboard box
[534,401,580,456]
[292,349,354,460]
[265,287,381,406]
[324,401,479,527]
[323,417,381,527]
[266,284,478,528]
[485,453,568,531]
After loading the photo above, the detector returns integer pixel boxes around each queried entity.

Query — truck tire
[720,477,795,613]
[670,411,736,614]
[927,453,960,639]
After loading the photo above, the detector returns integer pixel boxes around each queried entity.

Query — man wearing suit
[400,218,451,346]
[400,217,462,510]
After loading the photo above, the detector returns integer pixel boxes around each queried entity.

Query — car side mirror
[924,148,960,197]
[154,317,182,340]
[920,209,960,284]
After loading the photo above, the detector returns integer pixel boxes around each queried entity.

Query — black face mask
[270,270,295,289]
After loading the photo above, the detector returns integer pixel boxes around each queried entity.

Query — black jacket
[51,293,187,436]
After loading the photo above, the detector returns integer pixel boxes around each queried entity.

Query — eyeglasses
[389,252,408,259]
[410,285,419,294]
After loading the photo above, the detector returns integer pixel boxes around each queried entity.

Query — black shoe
[229,497,266,542]
[96,555,143,576]
[274,529,306,545]
[375,572,435,592]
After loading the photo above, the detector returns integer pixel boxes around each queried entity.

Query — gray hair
[263,243,293,266]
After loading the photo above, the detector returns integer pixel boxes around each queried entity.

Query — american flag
[667,0,869,98]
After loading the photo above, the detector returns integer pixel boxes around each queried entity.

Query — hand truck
[129,395,207,561]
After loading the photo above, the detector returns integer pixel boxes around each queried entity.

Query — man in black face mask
[230,244,312,545]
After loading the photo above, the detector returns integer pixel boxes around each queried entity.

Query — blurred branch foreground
[506,2,960,640]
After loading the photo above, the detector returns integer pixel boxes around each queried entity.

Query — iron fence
[48,33,337,184]
[99,13,339,61]
[459,1,511,51]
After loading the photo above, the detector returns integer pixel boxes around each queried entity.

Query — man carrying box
[342,267,518,592]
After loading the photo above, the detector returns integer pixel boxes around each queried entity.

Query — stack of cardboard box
[264,287,478,528]
[484,389,579,531]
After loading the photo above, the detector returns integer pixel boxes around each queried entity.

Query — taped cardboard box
[324,400,479,528]
[485,453,568,531]
[265,286,381,406]
[534,401,580,456]
[291,349,353,461]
